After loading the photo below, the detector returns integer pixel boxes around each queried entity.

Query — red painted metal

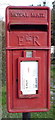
[6,6,51,113]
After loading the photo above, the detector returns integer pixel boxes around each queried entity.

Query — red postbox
[6,6,51,113]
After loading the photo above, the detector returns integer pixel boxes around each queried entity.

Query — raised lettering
[10,12,45,18]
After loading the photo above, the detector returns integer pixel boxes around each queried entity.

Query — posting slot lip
[8,23,48,25]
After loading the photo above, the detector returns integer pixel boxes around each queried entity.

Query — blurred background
[0,0,55,119]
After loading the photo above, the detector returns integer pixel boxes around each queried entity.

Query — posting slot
[9,24,48,31]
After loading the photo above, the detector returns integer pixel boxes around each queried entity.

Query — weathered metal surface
[6,6,51,113]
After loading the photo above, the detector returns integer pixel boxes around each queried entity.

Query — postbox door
[12,50,49,110]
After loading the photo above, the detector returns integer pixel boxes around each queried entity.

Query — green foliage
[31,108,54,119]
[51,65,55,79]
[2,86,6,105]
